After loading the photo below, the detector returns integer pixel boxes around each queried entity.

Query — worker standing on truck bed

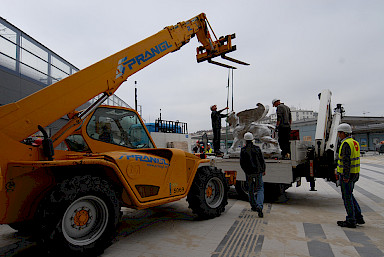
[272,99,292,159]
[336,123,365,228]
[210,104,229,155]
[240,132,266,217]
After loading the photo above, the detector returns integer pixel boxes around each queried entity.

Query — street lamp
[134,81,137,111]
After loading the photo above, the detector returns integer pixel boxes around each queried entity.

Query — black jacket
[240,142,266,175]
[276,103,291,128]
[211,109,227,129]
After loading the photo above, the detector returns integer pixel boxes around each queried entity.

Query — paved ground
[1,153,384,256]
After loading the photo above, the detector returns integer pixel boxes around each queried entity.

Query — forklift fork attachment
[208,59,237,69]
[221,55,250,66]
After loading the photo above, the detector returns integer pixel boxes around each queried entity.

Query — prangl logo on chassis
[116,41,173,79]
[119,154,169,169]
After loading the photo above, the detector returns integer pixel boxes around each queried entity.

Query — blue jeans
[340,174,363,224]
[246,173,264,210]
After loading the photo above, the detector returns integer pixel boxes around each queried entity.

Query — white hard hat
[337,123,352,134]
[244,132,254,141]
[272,99,280,105]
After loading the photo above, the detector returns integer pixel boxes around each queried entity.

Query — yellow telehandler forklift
[0,13,247,255]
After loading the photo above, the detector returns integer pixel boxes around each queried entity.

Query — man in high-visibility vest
[205,143,213,154]
[336,123,365,228]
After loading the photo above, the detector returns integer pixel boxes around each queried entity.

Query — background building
[192,112,384,153]
[270,107,318,123]
[0,17,130,136]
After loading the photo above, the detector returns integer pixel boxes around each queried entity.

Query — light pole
[134,81,137,111]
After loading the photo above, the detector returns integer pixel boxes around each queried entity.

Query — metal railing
[0,17,78,85]
[155,119,188,134]
[0,17,130,109]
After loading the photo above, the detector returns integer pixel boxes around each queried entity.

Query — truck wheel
[235,180,257,200]
[264,183,284,202]
[236,182,283,202]
[187,166,228,219]
[235,180,249,200]
[37,175,121,256]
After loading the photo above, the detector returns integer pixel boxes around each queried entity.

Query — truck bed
[213,158,294,183]
[212,141,313,185]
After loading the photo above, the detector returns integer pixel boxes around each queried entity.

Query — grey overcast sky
[2,0,384,132]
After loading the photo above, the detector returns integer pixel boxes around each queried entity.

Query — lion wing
[237,103,266,125]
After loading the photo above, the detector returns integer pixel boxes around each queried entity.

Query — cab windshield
[86,107,154,149]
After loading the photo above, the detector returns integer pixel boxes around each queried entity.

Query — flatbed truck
[213,89,343,200]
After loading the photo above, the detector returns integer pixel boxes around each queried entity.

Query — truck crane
[0,13,248,255]
[213,89,343,200]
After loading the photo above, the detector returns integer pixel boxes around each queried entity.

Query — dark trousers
[213,127,221,153]
[340,174,363,224]
[278,127,291,157]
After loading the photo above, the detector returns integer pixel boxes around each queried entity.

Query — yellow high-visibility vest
[337,137,360,174]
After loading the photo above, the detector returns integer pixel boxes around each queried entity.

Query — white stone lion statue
[226,103,279,154]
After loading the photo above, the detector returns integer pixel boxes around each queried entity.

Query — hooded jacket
[240,142,266,175]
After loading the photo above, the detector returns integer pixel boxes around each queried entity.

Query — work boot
[357,218,365,225]
[337,220,356,228]
[256,207,264,218]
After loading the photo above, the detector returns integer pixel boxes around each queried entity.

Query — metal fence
[155,119,188,134]
[0,17,78,85]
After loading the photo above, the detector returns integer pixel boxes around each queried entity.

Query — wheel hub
[73,208,91,228]
[206,185,213,198]
[62,195,109,246]
[204,177,224,208]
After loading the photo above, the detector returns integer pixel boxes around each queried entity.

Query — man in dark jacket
[210,104,229,155]
[272,99,292,159]
[240,132,266,217]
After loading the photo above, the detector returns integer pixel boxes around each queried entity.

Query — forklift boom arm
[0,13,248,145]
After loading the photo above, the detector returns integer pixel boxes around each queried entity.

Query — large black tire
[235,180,250,200]
[187,166,228,219]
[264,183,287,202]
[37,175,121,256]
[236,180,282,202]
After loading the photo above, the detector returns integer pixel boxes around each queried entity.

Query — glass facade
[0,17,130,108]
[0,21,17,71]
[89,93,131,109]
[0,18,76,85]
